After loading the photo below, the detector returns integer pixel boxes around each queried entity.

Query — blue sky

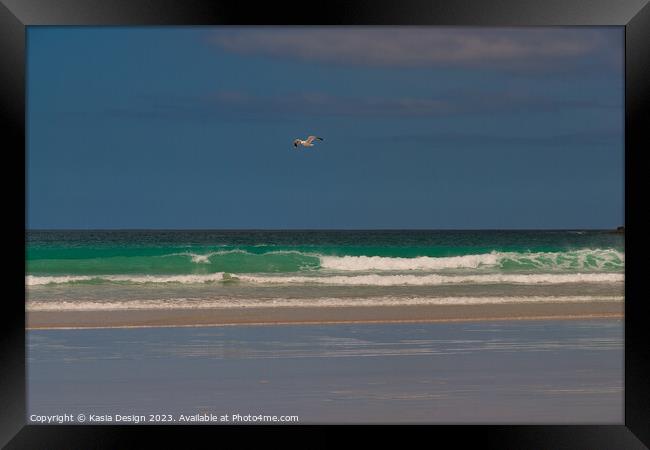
[27,27,624,229]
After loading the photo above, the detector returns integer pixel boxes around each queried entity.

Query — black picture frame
[3,0,648,447]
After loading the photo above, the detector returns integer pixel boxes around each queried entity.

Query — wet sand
[27,319,624,423]
[27,301,623,329]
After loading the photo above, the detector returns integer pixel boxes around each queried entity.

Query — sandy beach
[27,300,623,329]
[28,318,624,423]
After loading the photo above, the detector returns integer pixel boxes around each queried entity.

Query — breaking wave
[26,271,623,286]
[26,295,624,311]
[27,248,624,276]
[319,249,623,271]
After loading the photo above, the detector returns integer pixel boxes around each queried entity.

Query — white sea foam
[26,295,624,311]
[319,254,500,270]
[26,275,95,286]
[188,253,212,264]
[168,250,250,263]
[319,249,624,271]
[26,272,624,286]
[165,248,624,271]
[26,273,226,285]
[234,272,624,286]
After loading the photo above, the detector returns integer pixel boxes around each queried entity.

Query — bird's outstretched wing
[306,136,324,144]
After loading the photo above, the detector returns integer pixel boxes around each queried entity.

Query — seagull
[293,136,324,149]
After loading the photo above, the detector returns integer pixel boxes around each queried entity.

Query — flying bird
[293,136,324,148]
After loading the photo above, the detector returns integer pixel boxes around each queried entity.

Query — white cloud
[209,27,618,69]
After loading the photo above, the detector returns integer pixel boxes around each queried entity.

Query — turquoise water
[27,230,624,276]
[26,230,624,310]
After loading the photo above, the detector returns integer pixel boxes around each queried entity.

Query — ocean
[26,230,624,312]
